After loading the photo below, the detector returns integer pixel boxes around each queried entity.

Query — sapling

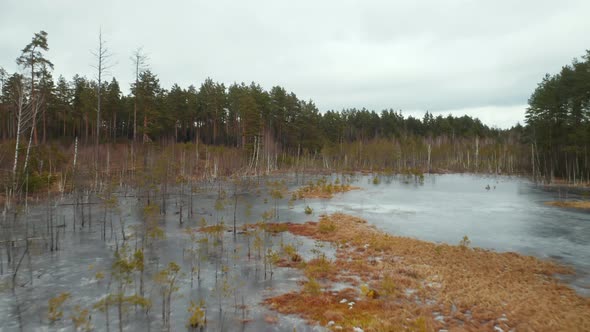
[268,180,287,220]
[184,228,198,287]
[187,299,207,329]
[95,245,149,332]
[176,173,187,225]
[71,305,93,331]
[265,248,280,280]
[155,262,181,332]
[47,292,70,322]
[215,264,234,329]
[184,227,208,287]
[231,177,252,233]
[459,235,471,249]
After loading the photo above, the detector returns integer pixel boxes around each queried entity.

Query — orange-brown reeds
[265,213,590,332]
[545,200,590,210]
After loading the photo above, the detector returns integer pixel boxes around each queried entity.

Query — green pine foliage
[526,50,590,182]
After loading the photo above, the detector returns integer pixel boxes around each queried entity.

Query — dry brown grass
[545,200,590,210]
[543,178,590,187]
[265,287,435,331]
[265,213,590,332]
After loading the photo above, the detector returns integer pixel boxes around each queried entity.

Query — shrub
[187,300,206,328]
[283,243,300,262]
[71,305,92,331]
[318,218,336,233]
[24,171,58,193]
[48,292,70,322]
[304,256,334,279]
[380,274,396,297]
[303,277,321,295]
[459,235,471,248]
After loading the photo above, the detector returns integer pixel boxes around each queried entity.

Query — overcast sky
[1,0,589,128]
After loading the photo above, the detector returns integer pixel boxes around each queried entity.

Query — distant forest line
[1,31,589,187]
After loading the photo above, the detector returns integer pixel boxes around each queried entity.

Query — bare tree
[11,79,40,194]
[0,67,7,93]
[11,82,26,193]
[91,29,114,181]
[130,48,148,143]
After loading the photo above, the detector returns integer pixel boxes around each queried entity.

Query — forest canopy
[525,50,590,181]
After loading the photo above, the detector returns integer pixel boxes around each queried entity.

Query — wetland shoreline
[265,213,590,331]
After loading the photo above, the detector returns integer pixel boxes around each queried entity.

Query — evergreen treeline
[526,50,590,182]
[0,32,506,152]
[0,30,537,184]
[0,71,506,151]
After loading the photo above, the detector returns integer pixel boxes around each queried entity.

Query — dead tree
[130,48,148,143]
[91,29,113,172]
